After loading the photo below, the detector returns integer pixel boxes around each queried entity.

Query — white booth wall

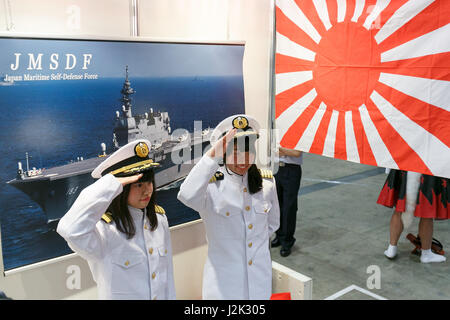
[0,0,274,299]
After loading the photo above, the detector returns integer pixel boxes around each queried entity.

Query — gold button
[248,242,252,248]
[248,260,253,266]
[165,249,168,254]
[144,225,148,230]
[152,272,156,279]
[245,206,250,211]
[248,224,253,230]
[264,209,268,213]
[243,188,248,193]
[226,212,230,216]
[153,296,157,300]
[124,260,129,266]
[149,248,153,254]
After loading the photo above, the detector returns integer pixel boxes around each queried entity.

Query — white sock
[420,249,446,263]
[384,244,397,258]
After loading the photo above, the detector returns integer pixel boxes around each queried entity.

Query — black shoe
[280,247,291,257]
[271,238,281,248]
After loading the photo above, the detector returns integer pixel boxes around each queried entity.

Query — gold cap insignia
[232,116,249,130]
[134,142,149,158]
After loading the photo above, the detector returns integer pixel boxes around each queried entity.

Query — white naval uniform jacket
[57,174,176,300]
[177,155,280,300]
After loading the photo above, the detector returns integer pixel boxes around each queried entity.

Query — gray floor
[271,153,450,300]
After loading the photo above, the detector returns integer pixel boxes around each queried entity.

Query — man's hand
[116,173,143,186]
[207,128,237,159]
[279,147,302,158]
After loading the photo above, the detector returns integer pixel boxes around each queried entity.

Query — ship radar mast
[120,66,135,116]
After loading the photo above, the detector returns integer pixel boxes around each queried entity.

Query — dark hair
[106,169,158,239]
[222,136,262,194]
[246,164,263,194]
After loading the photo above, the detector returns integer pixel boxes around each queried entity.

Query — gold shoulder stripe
[155,205,165,215]
[101,212,113,224]
[259,169,273,179]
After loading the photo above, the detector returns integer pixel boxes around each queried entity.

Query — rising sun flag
[275,0,450,179]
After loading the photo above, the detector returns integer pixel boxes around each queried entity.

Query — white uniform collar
[222,165,249,186]
[128,205,145,223]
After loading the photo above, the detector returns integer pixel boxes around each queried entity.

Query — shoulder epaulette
[209,171,224,183]
[155,205,165,215]
[101,212,113,224]
[259,169,273,179]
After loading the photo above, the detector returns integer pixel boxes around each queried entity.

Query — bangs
[138,169,155,183]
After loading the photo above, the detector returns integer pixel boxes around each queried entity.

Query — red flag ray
[275,80,314,118]
[377,0,450,53]
[352,110,377,166]
[379,52,450,81]
[334,110,347,161]
[351,0,377,24]
[276,53,315,74]
[343,0,356,22]
[374,0,429,44]
[370,89,450,176]
[364,99,433,175]
[308,107,333,155]
[275,5,318,53]
[294,0,327,36]
[279,97,321,148]
[325,0,338,26]
[295,102,327,151]
[375,82,450,147]
[358,104,398,168]
[375,0,410,32]
[322,110,339,157]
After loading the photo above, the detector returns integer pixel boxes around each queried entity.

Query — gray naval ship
[7,67,212,223]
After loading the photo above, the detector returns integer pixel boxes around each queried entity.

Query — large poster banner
[0,36,245,270]
[275,0,450,179]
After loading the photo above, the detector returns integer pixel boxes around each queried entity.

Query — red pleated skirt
[377,170,449,220]
[415,174,449,220]
[377,169,407,212]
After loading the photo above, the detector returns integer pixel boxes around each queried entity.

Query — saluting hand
[207,128,237,159]
[116,173,143,186]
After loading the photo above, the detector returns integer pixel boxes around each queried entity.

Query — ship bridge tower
[120,66,135,117]
[113,66,138,148]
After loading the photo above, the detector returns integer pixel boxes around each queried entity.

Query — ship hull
[8,172,94,221]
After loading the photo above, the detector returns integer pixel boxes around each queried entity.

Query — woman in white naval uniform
[57,139,176,300]
[178,115,280,300]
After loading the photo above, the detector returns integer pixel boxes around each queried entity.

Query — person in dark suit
[272,147,303,257]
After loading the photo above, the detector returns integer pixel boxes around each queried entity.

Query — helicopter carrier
[7,67,212,222]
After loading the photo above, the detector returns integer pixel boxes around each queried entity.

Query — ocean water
[0,76,244,270]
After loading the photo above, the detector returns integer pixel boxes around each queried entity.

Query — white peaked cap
[209,114,261,146]
[91,139,159,178]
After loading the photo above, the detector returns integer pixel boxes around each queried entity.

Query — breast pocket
[210,207,244,239]
[254,201,272,214]
[252,200,271,236]
[154,246,169,283]
[110,251,147,295]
